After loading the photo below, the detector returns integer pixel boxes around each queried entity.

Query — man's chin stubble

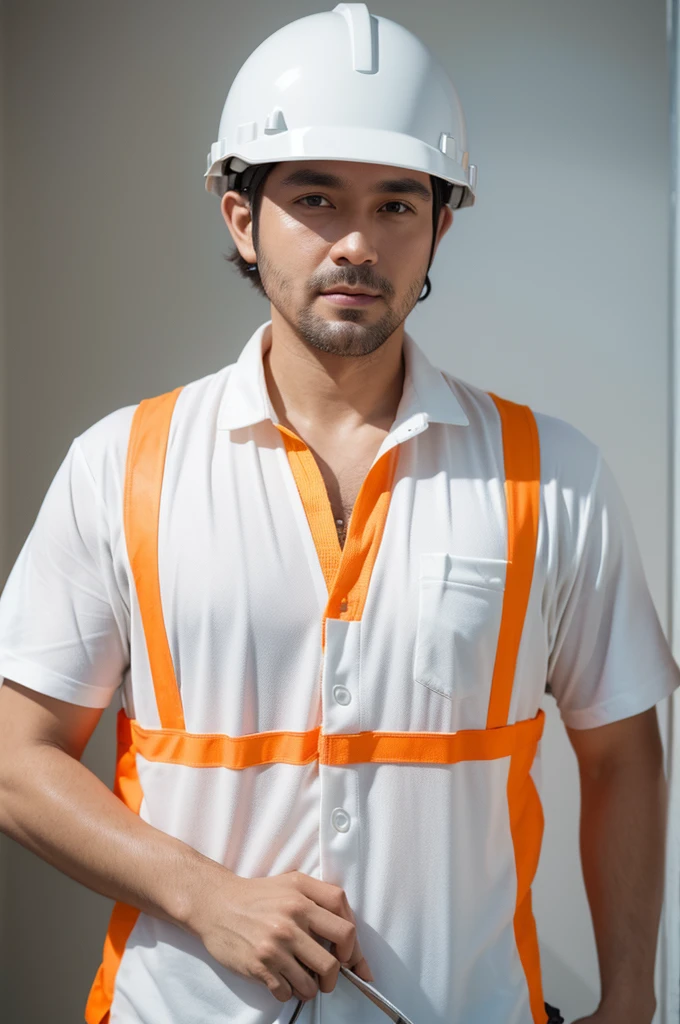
[293,306,404,357]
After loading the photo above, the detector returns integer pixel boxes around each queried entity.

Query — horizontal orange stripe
[128,710,545,768]
[131,720,321,768]
[320,710,544,765]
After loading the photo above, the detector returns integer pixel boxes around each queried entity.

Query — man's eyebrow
[277,168,432,202]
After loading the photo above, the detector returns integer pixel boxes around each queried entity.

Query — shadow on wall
[541,942,599,1023]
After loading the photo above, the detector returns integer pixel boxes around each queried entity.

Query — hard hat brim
[204,124,475,207]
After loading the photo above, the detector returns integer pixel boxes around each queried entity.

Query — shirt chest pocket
[413,553,508,701]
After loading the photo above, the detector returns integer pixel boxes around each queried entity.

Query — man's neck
[263,308,406,436]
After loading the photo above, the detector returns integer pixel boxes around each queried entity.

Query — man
[0,5,676,1024]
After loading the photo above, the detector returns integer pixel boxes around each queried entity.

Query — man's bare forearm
[578,743,667,1020]
[0,740,232,934]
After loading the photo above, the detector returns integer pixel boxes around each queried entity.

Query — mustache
[315,274,390,295]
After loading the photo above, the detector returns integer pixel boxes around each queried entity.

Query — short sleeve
[547,451,680,729]
[0,437,129,708]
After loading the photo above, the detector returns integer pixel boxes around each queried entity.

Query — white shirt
[0,318,677,1024]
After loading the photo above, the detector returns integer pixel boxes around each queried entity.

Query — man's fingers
[303,903,357,964]
[285,873,375,988]
[348,955,375,983]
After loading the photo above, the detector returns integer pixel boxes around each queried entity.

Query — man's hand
[0,681,374,1010]
[181,866,375,1004]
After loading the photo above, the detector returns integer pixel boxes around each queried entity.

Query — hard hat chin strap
[418,177,457,303]
[239,162,276,201]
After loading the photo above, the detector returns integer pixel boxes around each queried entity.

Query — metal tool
[285,938,415,1023]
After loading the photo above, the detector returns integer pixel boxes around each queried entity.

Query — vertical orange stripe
[507,733,549,1024]
[276,424,399,648]
[329,446,399,621]
[486,395,540,730]
[277,425,341,592]
[123,389,186,730]
[488,393,546,1021]
[84,710,144,1023]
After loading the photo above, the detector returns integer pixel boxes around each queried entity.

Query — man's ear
[220,191,257,264]
[433,205,454,258]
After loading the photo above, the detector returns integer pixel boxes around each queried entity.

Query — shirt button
[331,808,351,832]
[339,598,348,613]
[332,685,352,705]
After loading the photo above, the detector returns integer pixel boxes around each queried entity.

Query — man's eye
[297,195,331,208]
[296,196,412,214]
[382,201,411,214]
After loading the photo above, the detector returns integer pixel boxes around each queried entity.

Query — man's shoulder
[531,408,601,495]
[440,371,602,492]
[74,404,138,481]
[73,364,234,489]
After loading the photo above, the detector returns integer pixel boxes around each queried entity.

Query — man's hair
[223,164,447,302]
[223,163,276,299]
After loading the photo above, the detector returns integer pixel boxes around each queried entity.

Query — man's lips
[320,291,381,306]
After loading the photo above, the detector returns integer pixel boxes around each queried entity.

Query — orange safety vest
[85,388,547,1024]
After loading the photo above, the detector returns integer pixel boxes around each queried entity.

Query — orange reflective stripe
[123,708,544,768]
[277,425,341,592]
[508,732,548,1023]
[328,446,399,622]
[487,394,546,1021]
[130,719,322,768]
[277,423,399,650]
[84,903,140,1024]
[112,710,144,806]
[320,708,544,765]
[486,395,540,730]
[124,388,186,731]
[85,710,144,1024]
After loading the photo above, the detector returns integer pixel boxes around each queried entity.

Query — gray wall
[0,1,672,1021]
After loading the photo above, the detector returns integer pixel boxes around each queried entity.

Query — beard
[257,248,426,358]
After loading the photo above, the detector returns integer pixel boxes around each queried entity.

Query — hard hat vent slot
[439,133,459,163]
[333,2,379,74]
[264,108,288,135]
[236,122,257,144]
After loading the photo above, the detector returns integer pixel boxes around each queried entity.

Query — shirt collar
[216,319,470,437]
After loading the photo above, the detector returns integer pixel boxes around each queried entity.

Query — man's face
[225,159,452,358]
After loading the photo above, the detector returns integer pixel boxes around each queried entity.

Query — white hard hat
[205,3,476,210]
